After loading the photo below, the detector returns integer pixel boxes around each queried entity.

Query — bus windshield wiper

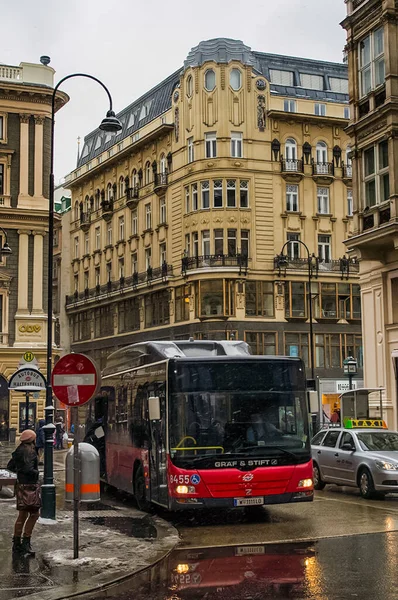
[226,446,301,461]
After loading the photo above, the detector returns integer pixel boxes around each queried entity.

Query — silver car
[311,427,398,499]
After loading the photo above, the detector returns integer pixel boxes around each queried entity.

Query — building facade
[0,59,68,438]
[64,39,362,408]
[342,0,398,426]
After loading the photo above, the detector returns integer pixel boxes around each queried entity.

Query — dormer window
[230,69,242,91]
[186,75,193,97]
[204,69,216,92]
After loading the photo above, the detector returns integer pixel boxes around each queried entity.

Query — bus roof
[102,340,302,376]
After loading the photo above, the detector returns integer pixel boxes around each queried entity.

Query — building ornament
[257,95,266,130]
[17,229,32,236]
[19,114,31,124]
[19,324,41,334]
[357,120,387,141]
[174,108,179,142]
[33,115,45,125]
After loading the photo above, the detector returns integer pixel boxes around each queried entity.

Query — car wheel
[313,462,326,490]
[359,468,376,499]
[134,464,153,513]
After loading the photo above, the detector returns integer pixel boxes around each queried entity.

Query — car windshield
[169,361,310,468]
[357,432,398,452]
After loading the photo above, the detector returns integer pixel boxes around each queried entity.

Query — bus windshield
[169,361,310,469]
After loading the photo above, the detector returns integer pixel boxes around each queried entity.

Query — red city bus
[85,340,313,510]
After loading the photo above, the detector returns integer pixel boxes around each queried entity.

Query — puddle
[86,516,158,539]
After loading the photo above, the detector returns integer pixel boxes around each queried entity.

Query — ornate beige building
[0,59,68,437]
[342,0,398,426]
[64,39,361,407]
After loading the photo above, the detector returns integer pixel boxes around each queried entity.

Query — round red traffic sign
[51,353,100,407]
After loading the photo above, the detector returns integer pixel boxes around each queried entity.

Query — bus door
[149,390,168,507]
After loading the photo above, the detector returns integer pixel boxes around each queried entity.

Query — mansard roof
[77,38,348,169]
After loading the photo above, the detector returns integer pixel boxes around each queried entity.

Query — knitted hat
[20,429,36,443]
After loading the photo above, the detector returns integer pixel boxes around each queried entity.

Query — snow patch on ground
[45,549,122,569]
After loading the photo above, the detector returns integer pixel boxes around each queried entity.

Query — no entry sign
[52,353,100,407]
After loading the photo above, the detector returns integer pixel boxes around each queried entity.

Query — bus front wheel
[134,464,153,513]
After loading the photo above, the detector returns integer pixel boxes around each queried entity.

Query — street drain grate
[0,572,53,591]
[86,516,158,539]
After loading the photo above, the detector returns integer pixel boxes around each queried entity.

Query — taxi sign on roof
[343,418,387,429]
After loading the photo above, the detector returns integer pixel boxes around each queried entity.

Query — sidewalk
[0,446,179,600]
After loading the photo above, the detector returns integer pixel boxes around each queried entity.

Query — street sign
[9,367,47,391]
[52,353,100,407]
[23,351,35,363]
[18,351,39,369]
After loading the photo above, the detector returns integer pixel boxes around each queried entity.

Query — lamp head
[99,110,122,133]
[276,253,289,268]
[0,242,12,255]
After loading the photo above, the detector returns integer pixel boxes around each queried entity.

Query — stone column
[18,114,30,198]
[17,230,31,313]
[32,230,45,313]
[34,116,45,198]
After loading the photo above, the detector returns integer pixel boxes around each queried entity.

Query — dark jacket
[35,419,46,449]
[7,444,39,484]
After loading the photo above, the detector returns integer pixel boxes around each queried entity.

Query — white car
[311,427,398,499]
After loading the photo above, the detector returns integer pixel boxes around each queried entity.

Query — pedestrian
[55,417,65,450]
[7,429,41,556]
[35,419,45,465]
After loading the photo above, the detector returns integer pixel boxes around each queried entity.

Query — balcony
[126,186,139,210]
[312,161,334,184]
[342,163,352,180]
[65,263,174,307]
[80,211,91,232]
[181,254,248,276]
[101,198,113,222]
[154,172,168,195]
[274,256,359,276]
[280,158,303,183]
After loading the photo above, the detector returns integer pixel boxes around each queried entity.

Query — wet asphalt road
[88,485,398,600]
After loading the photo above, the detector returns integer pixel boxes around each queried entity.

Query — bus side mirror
[148,396,160,421]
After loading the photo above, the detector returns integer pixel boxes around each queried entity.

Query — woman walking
[7,429,41,556]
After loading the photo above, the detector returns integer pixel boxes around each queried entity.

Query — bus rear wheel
[134,464,153,513]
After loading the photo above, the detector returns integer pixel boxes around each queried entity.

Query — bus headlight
[175,485,196,494]
[175,564,189,574]
[298,478,313,488]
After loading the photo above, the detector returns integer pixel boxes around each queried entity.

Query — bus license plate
[235,545,265,556]
[234,497,264,507]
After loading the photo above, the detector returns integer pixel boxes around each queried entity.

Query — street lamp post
[343,356,358,390]
[42,74,122,520]
[275,240,318,383]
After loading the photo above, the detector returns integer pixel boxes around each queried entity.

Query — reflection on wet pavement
[83,532,398,600]
[87,516,157,538]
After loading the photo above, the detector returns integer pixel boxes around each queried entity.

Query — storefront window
[175,285,190,322]
[196,280,234,317]
[245,281,274,317]
[284,332,309,366]
[145,290,170,328]
[118,298,140,333]
[245,332,277,355]
[285,282,306,318]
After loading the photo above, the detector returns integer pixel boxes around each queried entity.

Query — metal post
[349,374,353,391]
[24,392,30,431]
[307,256,315,382]
[42,73,120,520]
[73,407,80,559]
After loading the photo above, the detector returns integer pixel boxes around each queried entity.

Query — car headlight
[375,460,398,471]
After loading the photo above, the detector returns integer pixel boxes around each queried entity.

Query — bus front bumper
[170,490,313,510]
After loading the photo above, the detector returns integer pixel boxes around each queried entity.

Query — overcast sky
[3,0,347,182]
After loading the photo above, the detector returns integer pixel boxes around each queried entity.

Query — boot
[12,536,22,553]
[21,537,35,557]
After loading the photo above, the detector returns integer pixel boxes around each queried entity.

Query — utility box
[65,442,100,503]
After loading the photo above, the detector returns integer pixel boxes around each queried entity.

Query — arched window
[230,68,242,91]
[186,75,193,97]
[159,153,166,174]
[74,201,79,221]
[131,169,137,188]
[95,190,100,211]
[285,138,298,171]
[204,69,216,92]
[84,195,90,213]
[145,161,151,185]
[107,182,113,201]
[346,145,352,166]
[316,141,328,164]
[119,176,125,199]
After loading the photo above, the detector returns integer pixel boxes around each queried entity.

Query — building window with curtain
[287,233,300,260]
[286,185,299,212]
[318,235,331,262]
[363,140,389,207]
[205,132,217,158]
[359,27,384,97]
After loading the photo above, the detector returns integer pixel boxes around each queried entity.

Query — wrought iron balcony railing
[66,263,173,306]
[281,158,303,173]
[312,161,334,176]
[181,254,248,275]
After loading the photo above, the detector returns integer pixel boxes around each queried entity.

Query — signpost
[9,354,46,432]
[51,353,100,559]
